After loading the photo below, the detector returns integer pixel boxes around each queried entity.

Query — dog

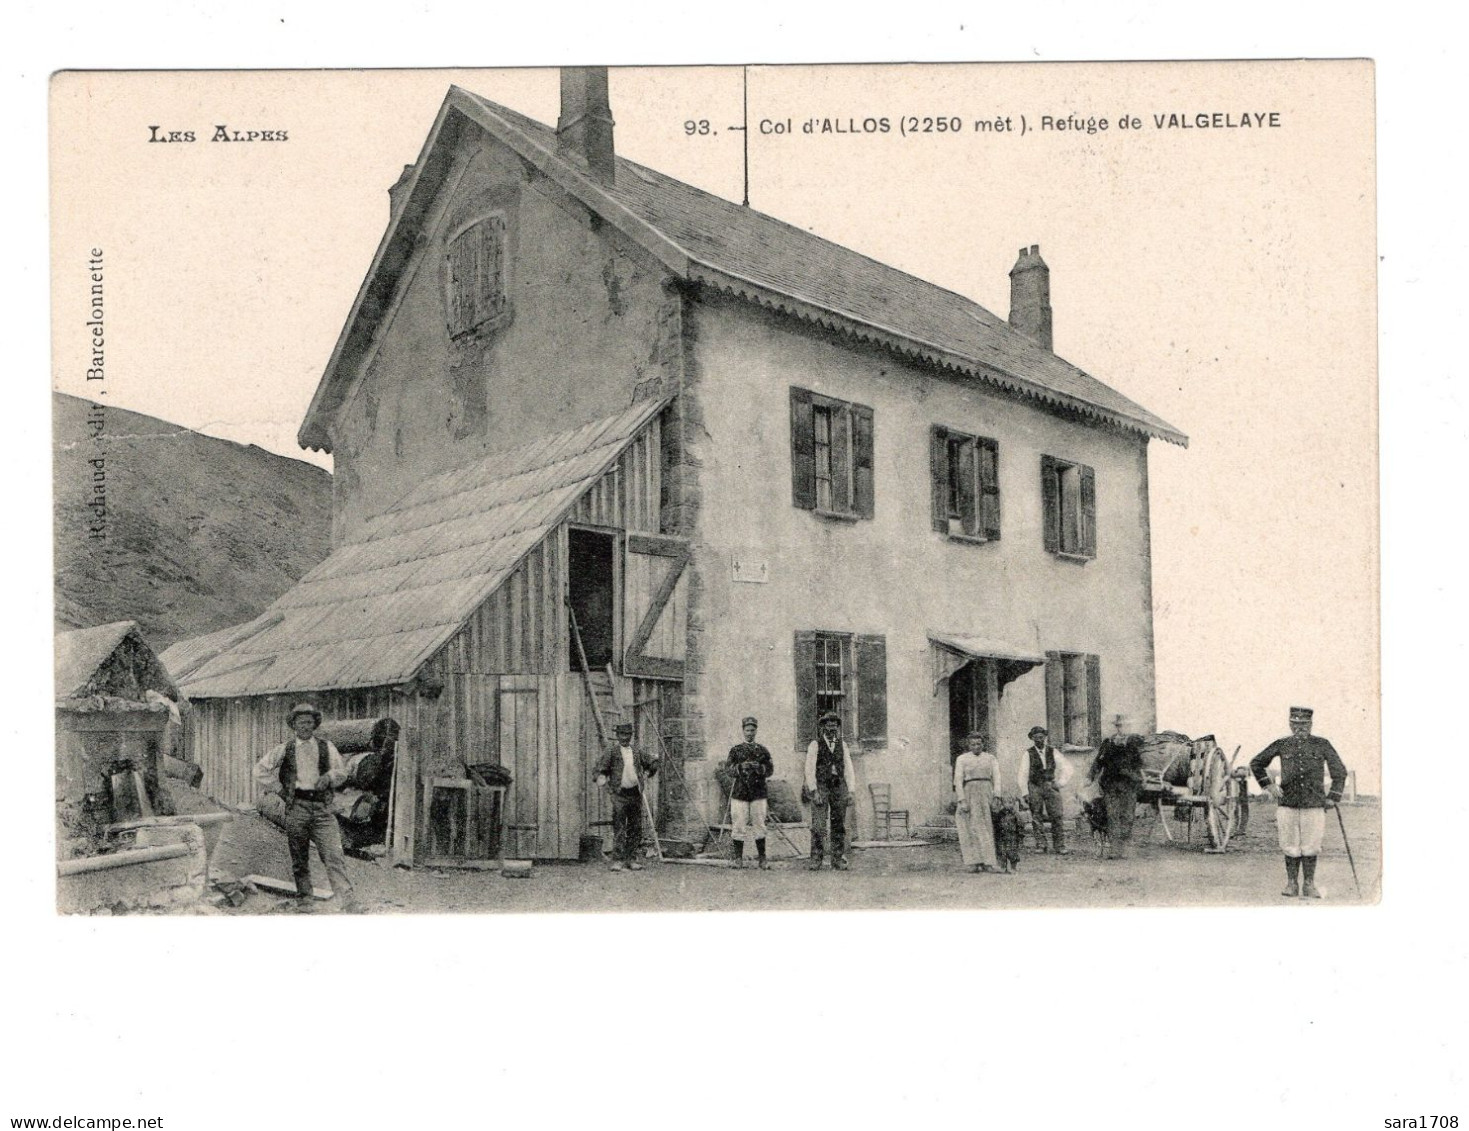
[1081,795,1110,858]
[992,802,1023,873]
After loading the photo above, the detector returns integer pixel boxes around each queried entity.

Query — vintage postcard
[50,62,1378,917]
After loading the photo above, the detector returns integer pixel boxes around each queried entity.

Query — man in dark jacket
[594,721,660,872]
[1250,706,1348,899]
[1019,724,1073,854]
[1088,714,1144,859]
[724,716,775,869]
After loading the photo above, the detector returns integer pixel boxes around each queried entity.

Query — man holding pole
[1250,706,1348,899]
[594,721,660,873]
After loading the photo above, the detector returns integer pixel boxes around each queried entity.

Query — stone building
[164,67,1185,860]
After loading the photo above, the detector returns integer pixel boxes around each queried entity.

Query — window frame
[1044,650,1102,750]
[790,387,875,521]
[1040,454,1096,560]
[444,212,512,342]
[793,630,888,751]
[930,425,1001,541]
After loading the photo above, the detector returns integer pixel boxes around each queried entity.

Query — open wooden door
[622,533,688,680]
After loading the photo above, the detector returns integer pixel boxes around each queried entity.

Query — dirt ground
[197,792,1382,915]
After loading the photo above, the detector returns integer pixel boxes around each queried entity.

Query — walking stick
[1333,802,1361,897]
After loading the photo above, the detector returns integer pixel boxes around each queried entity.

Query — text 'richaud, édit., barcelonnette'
[84,249,107,540]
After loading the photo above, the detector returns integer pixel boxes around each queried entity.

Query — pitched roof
[300,86,1185,452]
[163,397,667,699]
[56,621,140,699]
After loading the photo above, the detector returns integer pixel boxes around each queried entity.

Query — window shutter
[1085,653,1102,747]
[852,404,875,519]
[979,438,1001,541]
[855,634,888,745]
[1080,464,1097,557]
[830,403,852,513]
[793,631,818,750]
[1044,650,1065,746]
[930,426,950,532]
[840,635,858,739]
[1040,456,1060,553]
[789,388,816,510]
[957,438,978,536]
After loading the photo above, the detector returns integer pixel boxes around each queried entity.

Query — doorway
[947,660,994,772]
[568,528,617,671]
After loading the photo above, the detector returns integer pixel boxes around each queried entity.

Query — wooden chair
[868,783,910,840]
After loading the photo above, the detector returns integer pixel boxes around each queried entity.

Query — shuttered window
[790,387,875,520]
[794,630,887,749]
[1040,454,1096,558]
[1044,650,1102,748]
[930,425,1001,540]
[446,215,509,340]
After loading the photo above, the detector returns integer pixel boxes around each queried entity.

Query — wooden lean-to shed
[161,397,686,863]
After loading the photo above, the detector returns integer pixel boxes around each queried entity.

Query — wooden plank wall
[185,685,429,810]
[625,553,687,660]
[569,418,661,534]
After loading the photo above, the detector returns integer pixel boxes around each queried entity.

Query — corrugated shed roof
[300,87,1185,449]
[56,621,139,699]
[165,398,667,699]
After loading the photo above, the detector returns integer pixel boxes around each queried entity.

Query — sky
[50,61,1379,788]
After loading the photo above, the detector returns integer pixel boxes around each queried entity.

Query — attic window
[445,215,509,340]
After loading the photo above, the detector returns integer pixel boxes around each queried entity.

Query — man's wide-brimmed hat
[287,702,322,726]
[1028,726,1048,739]
[819,711,841,726]
[614,720,634,733]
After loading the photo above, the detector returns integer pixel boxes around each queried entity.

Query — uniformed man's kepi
[1289,706,1314,721]
[741,716,758,728]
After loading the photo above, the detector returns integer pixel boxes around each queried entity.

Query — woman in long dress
[952,732,1000,872]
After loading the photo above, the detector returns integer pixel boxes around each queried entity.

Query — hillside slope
[53,393,333,650]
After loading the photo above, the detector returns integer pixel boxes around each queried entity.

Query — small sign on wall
[732,554,769,584]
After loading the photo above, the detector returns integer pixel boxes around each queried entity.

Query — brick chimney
[1008,244,1052,351]
[557,66,616,185]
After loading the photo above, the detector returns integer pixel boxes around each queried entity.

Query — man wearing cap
[1250,707,1348,899]
[804,711,857,871]
[1019,725,1073,854]
[253,703,355,908]
[1087,714,1145,859]
[724,717,775,869]
[594,721,660,872]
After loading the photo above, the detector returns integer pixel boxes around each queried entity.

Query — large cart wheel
[1204,747,1241,851]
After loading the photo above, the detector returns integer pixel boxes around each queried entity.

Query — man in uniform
[804,711,856,871]
[1019,724,1072,854]
[724,716,775,869]
[1249,706,1348,899]
[253,702,356,910]
[1087,714,1145,859]
[594,721,660,872]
